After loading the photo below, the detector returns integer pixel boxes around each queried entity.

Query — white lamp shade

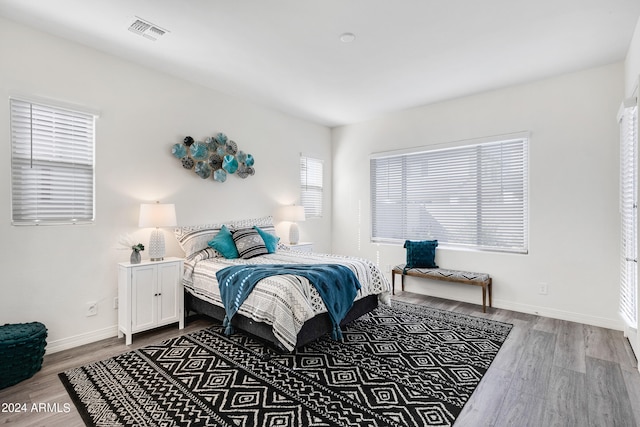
[138,203,177,261]
[280,205,305,245]
[139,203,177,228]
[280,205,306,222]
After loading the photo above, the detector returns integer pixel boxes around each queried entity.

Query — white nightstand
[283,242,313,253]
[117,257,184,345]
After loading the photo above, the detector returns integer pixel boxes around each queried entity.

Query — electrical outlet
[113,297,118,310]
[86,302,98,317]
[538,283,548,295]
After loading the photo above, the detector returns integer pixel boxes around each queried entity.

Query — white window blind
[370,136,528,253]
[300,156,323,218]
[10,98,96,225]
[619,100,638,327]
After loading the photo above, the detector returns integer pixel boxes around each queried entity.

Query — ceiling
[1,0,639,127]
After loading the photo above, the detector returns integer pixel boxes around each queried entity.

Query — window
[619,99,638,328]
[10,98,96,225]
[300,156,323,218]
[370,135,528,253]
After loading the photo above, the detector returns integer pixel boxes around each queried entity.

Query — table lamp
[139,202,177,261]
[281,205,306,245]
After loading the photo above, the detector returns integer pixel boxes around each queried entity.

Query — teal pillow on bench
[404,240,438,269]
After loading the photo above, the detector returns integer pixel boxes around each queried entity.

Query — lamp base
[289,222,300,245]
[149,228,165,261]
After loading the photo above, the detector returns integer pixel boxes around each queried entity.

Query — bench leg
[391,271,395,295]
[481,279,493,313]
[481,284,487,313]
[488,279,493,308]
[390,270,409,295]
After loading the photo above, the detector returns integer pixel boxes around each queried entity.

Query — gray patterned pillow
[232,227,268,259]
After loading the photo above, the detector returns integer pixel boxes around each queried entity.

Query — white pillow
[174,223,224,258]
[228,215,274,230]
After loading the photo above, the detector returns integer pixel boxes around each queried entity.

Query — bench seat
[392,264,492,312]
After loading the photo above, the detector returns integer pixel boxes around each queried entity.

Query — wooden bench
[392,264,492,312]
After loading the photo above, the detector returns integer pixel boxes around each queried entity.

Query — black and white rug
[59,301,512,426]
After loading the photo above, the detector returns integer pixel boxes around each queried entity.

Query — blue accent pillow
[207,225,239,259]
[404,240,438,269]
[254,226,280,253]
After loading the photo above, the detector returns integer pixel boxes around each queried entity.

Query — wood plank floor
[1,291,638,426]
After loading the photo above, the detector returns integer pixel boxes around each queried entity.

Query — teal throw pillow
[254,226,280,253]
[404,240,438,269]
[207,225,239,259]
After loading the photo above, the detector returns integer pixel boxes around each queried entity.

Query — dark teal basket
[0,322,47,389]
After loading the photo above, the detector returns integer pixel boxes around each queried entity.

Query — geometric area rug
[59,301,512,427]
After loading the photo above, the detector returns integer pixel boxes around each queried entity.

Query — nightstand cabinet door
[131,264,157,332]
[157,262,181,325]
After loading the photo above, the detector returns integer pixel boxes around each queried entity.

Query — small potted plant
[130,243,144,264]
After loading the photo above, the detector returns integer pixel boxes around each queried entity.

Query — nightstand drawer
[284,242,313,252]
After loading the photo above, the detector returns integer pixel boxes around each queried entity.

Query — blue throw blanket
[216,264,362,341]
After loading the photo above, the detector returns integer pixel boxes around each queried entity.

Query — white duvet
[183,247,391,351]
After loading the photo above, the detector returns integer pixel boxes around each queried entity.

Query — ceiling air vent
[128,17,168,41]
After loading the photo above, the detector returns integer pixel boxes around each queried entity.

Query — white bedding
[183,247,392,351]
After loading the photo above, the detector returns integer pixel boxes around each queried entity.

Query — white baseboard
[46,325,118,354]
[494,299,624,331]
[403,285,624,331]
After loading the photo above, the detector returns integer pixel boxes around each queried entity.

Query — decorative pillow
[174,216,274,257]
[404,240,438,269]
[174,223,224,258]
[207,225,239,259]
[232,227,269,259]
[228,215,274,231]
[254,226,280,253]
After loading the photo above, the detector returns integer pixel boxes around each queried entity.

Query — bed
[175,216,392,352]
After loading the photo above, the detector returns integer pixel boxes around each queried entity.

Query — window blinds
[300,156,323,218]
[619,101,638,327]
[370,136,528,253]
[10,98,96,225]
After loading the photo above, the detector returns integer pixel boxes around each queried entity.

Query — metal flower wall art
[171,133,255,183]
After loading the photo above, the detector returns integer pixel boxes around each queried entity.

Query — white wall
[625,16,640,97]
[0,17,332,352]
[332,63,624,329]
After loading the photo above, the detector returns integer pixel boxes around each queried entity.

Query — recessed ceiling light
[339,33,356,43]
